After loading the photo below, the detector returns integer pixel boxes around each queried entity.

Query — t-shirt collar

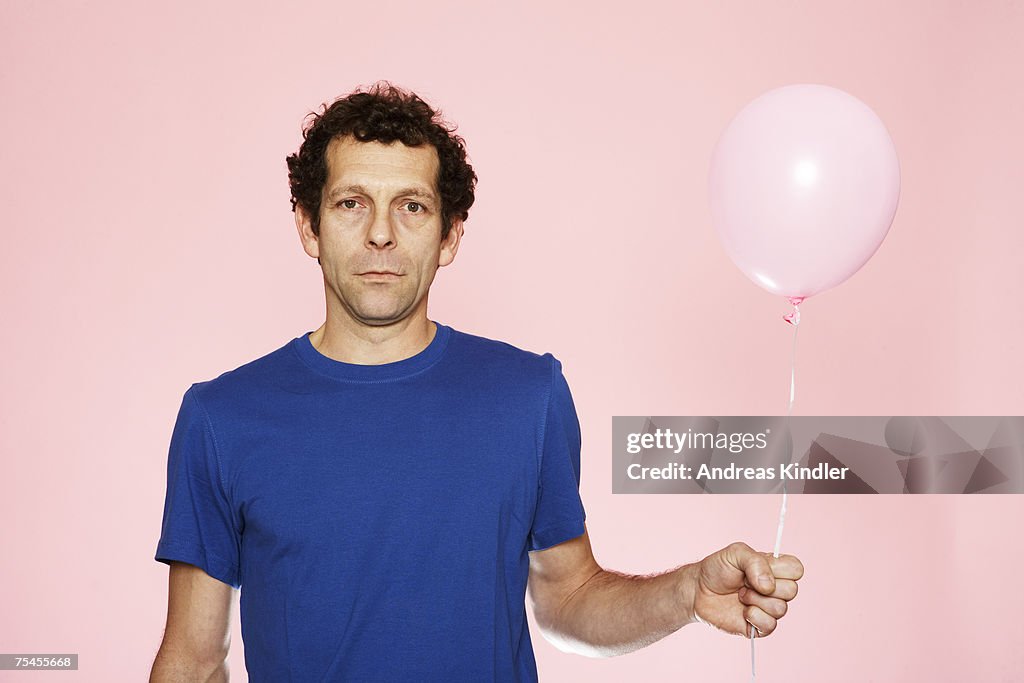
[290,320,451,382]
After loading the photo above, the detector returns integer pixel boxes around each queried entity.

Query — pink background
[2,1,1022,681]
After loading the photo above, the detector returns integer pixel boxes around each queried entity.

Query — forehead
[323,136,439,197]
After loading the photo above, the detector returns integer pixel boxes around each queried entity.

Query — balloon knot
[783,297,803,326]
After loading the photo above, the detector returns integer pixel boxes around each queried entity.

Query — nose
[366,207,397,250]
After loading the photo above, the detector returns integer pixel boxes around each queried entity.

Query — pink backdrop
[2,1,1022,680]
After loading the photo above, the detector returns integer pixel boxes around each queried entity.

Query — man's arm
[150,561,234,682]
[527,523,803,658]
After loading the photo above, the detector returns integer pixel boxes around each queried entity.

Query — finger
[771,579,798,601]
[744,605,777,638]
[763,553,804,581]
[725,542,775,594]
[738,586,788,619]
[743,577,798,601]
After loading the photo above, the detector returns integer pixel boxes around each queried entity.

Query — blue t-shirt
[154,321,587,681]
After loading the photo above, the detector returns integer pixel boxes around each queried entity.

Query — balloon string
[751,298,801,682]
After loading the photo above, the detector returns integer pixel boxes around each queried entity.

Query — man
[151,81,804,682]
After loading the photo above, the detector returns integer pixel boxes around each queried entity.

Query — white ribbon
[751,302,800,681]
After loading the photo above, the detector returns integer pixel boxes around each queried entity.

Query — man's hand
[689,542,804,638]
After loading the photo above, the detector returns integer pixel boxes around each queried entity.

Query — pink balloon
[709,84,900,300]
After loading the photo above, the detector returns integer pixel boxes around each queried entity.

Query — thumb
[724,542,775,594]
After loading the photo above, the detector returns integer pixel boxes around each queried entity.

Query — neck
[309,313,436,366]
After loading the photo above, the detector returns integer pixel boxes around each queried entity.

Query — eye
[339,199,359,209]
[404,201,423,213]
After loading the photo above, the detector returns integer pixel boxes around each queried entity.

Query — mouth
[358,271,402,280]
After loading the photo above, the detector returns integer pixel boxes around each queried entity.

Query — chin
[352,303,414,323]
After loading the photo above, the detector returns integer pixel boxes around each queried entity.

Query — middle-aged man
[151,81,804,682]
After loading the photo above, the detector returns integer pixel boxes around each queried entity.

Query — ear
[295,204,320,261]
[438,218,464,268]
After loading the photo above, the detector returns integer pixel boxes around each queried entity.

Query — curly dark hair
[286,81,477,243]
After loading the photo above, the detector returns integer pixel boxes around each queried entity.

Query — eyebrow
[327,184,438,202]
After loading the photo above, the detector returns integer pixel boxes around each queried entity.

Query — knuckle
[728,541,748,554]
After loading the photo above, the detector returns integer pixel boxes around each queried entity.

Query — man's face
[296,135,462,328]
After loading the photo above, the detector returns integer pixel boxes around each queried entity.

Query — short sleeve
[154,385,242,588]
[528,356,587,552]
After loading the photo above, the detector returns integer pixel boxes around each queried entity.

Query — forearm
[150,647,228,682]
[537,562,700,658]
